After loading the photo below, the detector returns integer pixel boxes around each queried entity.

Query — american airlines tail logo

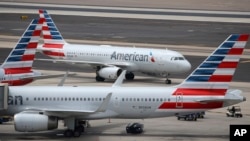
[158,34,249,110]
[110,51,155,62]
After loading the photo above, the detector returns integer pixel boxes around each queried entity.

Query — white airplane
[36,10,191,84]
[0,18,44,86]
[0,34,248,137]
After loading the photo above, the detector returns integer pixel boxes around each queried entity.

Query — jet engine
[98,67,123,79]
[14,113,58,132]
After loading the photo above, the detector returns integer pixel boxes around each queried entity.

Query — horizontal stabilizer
[20,72,76,80]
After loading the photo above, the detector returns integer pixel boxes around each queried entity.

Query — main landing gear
[63,119,90,137]
[125,72,134,80]
[64,125,84,137]
[165,73,171,84]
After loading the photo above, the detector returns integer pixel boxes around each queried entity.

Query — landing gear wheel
[96,76,105,82]
[73,129,81,137]
[125,72,134,80]
[76,125,85,133]
[165,79,171,84]
[64,129,73,137]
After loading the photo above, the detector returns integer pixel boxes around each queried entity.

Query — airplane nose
[182,61,191,72]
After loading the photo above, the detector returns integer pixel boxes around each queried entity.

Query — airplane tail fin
[175,34,249,96]
[1,18,43,71]
[38,9,66,53]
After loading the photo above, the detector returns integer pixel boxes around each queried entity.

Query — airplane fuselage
[40,44,191,77]
[1,86,242,120]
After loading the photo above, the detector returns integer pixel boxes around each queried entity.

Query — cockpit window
[171,57,185,60]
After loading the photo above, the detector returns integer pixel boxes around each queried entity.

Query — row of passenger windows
[67,52,110,57]
[121,98,169,102]
[25,97,170,102]
[31,97,106,101]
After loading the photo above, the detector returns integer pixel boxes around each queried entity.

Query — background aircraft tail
[0,19,43,85]
[1,18,42,71]
[175,34,249,96]
[38,9,66,58]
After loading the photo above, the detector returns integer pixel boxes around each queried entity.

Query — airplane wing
[20,72,76,81]
[23,93,112,118]
[35,58,132,68]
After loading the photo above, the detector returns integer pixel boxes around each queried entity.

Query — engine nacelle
[14,113,58,132]
[98,67,122,79]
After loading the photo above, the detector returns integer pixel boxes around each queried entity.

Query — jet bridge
[0,83,8,110]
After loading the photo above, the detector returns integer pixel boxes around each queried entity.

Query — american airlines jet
[36,10,191,84]
[0,19,44,86]
[0,34,248,137]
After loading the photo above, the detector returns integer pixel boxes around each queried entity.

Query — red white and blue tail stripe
[1,19,42,70]
[0,19,43,85]
[38,9,66,57]
[175,34,249,96]
[158,34,249,110]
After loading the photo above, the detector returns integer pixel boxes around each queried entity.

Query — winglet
[112,70,126,87]
[95,93,112,112]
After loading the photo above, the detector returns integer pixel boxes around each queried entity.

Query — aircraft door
[157,56,165,66]
[176,92,183,108]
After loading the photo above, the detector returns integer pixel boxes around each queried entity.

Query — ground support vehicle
[226,106,243,118]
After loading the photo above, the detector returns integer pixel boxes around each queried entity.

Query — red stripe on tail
[22,54,35,61]
[43,51,65,57]
[218,62,238,68]
[4,67,32,74]
[158,102,223,109]
[238,34,249,41]
[228,48,244,55]
[43,44,64,48]
[208,75,232,82]
[27,42,38,49]
[173,88,227,96]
